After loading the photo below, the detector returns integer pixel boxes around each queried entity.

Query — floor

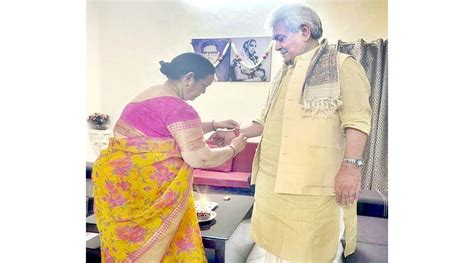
[245,244,266,263]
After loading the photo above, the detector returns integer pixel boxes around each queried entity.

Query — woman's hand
[230,134,247,154]
[215,119,239,130]
[209,130,236,146]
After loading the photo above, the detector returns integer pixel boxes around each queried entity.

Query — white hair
[267,3,323,40]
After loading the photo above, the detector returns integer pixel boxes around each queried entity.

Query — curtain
[336,39,388,192]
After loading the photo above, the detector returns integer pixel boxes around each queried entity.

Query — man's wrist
[341,162,362,170]
[238,128,250,138]
[339,162,362,175]
[342,157,364,168]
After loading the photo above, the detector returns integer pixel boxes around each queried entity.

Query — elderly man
[211,3,371,262]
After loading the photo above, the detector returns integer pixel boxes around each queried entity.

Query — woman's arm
[170,124,247,168]
[201,119,239,134]
[165,103,244,168]
[209,121,263,146]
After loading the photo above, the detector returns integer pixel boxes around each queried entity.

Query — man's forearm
[240,122,264,138]
[335,128,368,206]
[343,128,368,160]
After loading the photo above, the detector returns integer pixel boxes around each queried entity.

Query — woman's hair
[267,3,323,40]
[159,52,215,80]
[243,39,257,54]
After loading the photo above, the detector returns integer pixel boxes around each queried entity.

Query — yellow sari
[92,137,206,262]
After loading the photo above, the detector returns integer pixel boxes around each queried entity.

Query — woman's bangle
[228,145,236,158]
[211,120,216,131]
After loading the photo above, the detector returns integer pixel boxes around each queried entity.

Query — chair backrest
[232,142,258,173]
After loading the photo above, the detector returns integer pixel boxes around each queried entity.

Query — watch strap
[343,157,363,167]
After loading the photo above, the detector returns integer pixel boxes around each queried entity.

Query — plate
[195,201,218,211]
[198,211,217,223]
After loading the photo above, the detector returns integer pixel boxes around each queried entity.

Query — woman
[92,52,247,262]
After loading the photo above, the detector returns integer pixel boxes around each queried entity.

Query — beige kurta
[251,46,370,262]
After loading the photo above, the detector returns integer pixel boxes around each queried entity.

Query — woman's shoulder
[133,95,176,102]
[130,96,197,116]
[127,96,189,109]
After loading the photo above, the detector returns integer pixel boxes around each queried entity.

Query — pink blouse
[117,96,201,138]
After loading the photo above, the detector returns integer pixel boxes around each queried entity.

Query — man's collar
[285,39,328,65]
[285,46,319,66]
[294,45,320,63]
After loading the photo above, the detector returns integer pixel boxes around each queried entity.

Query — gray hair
[267,3,323,40]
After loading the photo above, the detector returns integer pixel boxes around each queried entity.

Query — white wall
[86,0,387,159]
[87,3,103,159]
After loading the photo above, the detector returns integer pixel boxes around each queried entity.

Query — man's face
[202,45,219,64]
[272,21,308,63]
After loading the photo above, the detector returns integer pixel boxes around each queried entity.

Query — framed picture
[191,38,231,82]
[229,37,272,82]
[191,37,272,82]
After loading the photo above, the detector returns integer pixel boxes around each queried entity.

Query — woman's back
[114,96,200,139]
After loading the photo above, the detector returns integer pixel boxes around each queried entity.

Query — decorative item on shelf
[87,112,112,155]
[89,129,113,156]
[87,112,110,130]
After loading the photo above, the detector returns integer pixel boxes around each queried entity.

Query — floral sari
[92,97,207,262]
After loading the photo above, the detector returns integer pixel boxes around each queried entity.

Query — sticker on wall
[191,37,273,82]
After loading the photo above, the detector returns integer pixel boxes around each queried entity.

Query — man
[200,40,230,81]
[201,40,220,65]
[231,38,267,82]
[211,3,371,262]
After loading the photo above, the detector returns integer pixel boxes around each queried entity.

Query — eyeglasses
[202,51,218,56]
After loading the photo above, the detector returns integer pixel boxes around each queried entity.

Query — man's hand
[335,164,362,206]
[209,130,237,147]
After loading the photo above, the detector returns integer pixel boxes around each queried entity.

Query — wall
[86,3,103,159]
[86,0,387,160]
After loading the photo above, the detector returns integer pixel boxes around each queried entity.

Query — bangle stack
[229,145,236,158]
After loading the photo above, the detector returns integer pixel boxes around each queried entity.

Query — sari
[92,97,207,262]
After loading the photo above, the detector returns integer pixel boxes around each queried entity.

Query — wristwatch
[343,158,364,168]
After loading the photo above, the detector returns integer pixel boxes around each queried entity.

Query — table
[195,192,254,263]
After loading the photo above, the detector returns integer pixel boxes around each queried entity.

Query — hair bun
[158,53,215,80]
[159,60,171,76]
